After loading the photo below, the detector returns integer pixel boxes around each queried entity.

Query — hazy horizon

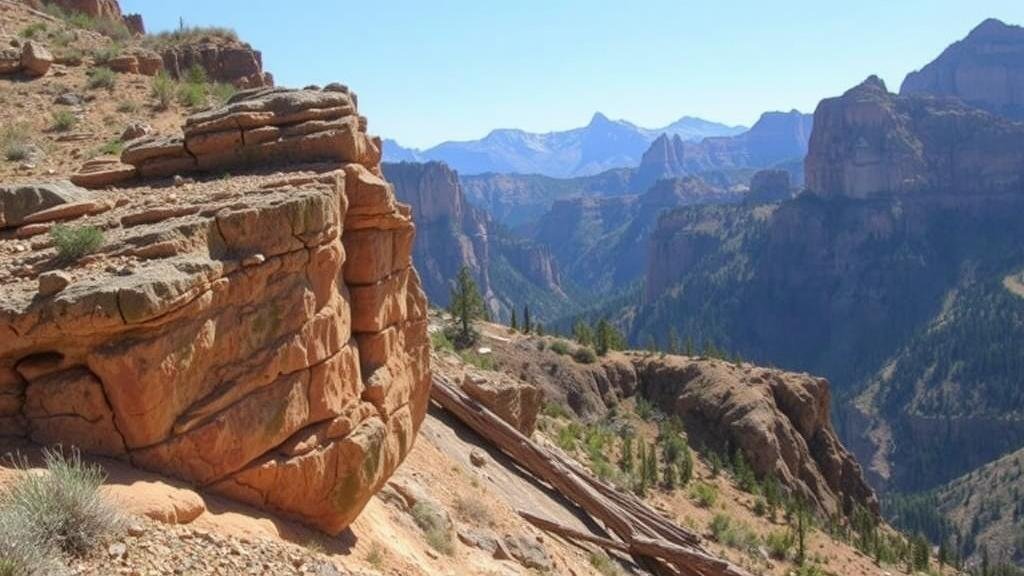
[123,0,1024,149]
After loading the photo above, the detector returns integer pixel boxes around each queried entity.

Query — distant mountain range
[383,113,746,178]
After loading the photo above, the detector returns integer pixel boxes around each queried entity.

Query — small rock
[127,521,146,537]
[469,449,487,467]
[121,122,152,142]
[173,175,194,187]
[107,541,127,559]
[55,92,83,106]
[38,270,71,296]
[242,253,266,267]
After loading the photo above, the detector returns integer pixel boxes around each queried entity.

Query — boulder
[19,41,51,77]
[0,181,92,230]
[461,367,542,435]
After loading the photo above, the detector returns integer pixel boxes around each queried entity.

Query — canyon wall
[1,86,429,534]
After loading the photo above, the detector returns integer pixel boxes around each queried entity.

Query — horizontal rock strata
[3,86,429,534]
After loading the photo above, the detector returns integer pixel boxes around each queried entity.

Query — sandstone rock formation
[805,75,1024,198]
[461,367,542,435]
[479,333,877,517]
[632,356,878,516]
[106,48,163,76]
[160,38,272,88]
[0,38,52,77]
[3,85,429,534]
[901,19,1024,120]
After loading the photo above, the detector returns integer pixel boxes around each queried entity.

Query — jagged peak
[588,111,611,125]
[844,75,890,98]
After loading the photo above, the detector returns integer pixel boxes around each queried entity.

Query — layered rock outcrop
[160,38,272,88]
[805,75,1024,198]
[481,334,876,516]
[901,19,1024,120]
[632,356,878,516]
[3,85,429,534]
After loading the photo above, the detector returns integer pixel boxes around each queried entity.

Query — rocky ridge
[901,18,1024,120]
[1,85,430,534]
[806,75,1024,198]
[478,327,878,518]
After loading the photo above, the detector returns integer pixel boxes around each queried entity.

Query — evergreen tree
[635,442,648,496]
[684,335,695,356]
[644,334,657,354]
[573,320,593,346]
[536,323,544,336]
[645,442,658,486]
[595,319,624,356]
[510,308,518,331]
[619,433,634,473]
[794,498,809,565]
[523,305,532,334]
[668,327,680,355]
[678,440,693,487]
[448,266,485,348]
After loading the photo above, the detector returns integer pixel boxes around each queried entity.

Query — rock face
[461,367,542,435]
[805,76,1024,199]
[481,335,876,516]
[31,0,145,35]
[160,39,272,88]
[901,19,1024,120]
[633,110,813,191]
[4,86,430,535]
[382,161,564,321]
[633,356,877,516]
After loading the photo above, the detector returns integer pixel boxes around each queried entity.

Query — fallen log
[431,374,753,576]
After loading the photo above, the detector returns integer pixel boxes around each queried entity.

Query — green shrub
[690,482,718,508]
[19,23,47,39]
[410,502,452,555]
[1,123,31,162]
[116,100,139,114]
[86,67,116,90]
[709,513,760,553]
[177,82,206,108]
[98,139,123,156]
[185,64,208,85]
[588,551,623,576]
[430,330,454,352]
[765,530,795,560]
[573,346,597,364]
[91,43,122,65]
[556,423,580,452]
[210,83,237,106]
[50,224,104,260]
[51,110,78,132]
[458,349,495,371]
[550,340,570,355]
[0,449,122,557]
[150,71,176,110]
[143,26,238,49]
[541,402,570,420]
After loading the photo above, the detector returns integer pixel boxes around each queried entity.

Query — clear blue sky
[123,1,1024,149]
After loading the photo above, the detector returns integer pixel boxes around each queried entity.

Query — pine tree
[668,327,680,355]
[684,335,695,356]
[448,266,485,348]
[573,320,593,346]
[645,442,658,486]
[523,305,532,334]
[619,433,634,473]
[678,441,693,487]
[644,335,657,354]
[795,498,808,565]
[595,319,623,356]
[635,442,648,496]
[510,308,518,331]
